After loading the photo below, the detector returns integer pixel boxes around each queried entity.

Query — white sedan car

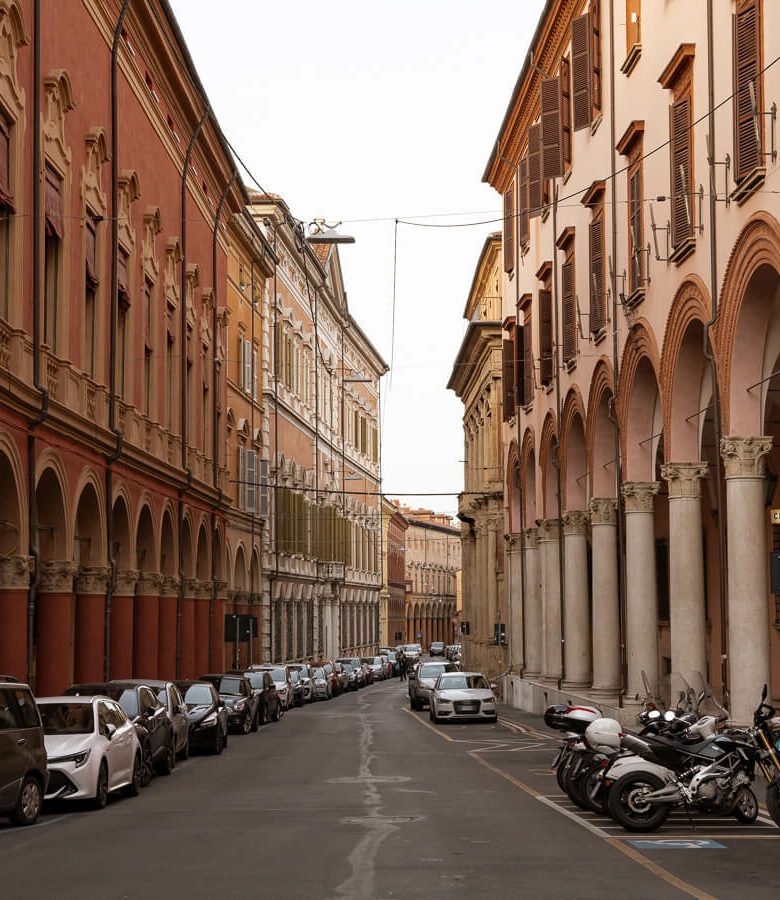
[429,672,498,724]
[38,696,142,808]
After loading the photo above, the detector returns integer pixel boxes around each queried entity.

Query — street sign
[628,840,726,850]
[416,631,422,639]
[771,508,780,524]
[494,623,506,645]
[224,614,258,642]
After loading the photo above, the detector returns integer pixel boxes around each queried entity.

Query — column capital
[40,560,77,592]
[504,531,523,551]
[589,497,617,526]
[621,481,660,513]
[213,579,228,599]
[0,555,32,589]
[160,575,181,597]
[537,518,561,542]
[523,527,539,549]
[74,565,111,595]
[115,569,140,596]
[720,436,773,478]
[136,572,164,595]
[184,577,200,596]
[563,510,589,535]
[661,462,709,499]
[194,580,213,600]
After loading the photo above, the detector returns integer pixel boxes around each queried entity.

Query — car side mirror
[105,723,117,740]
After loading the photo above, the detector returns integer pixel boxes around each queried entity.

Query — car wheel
[251,709,259,733]
[11,775,43,826]
[211,725,222,755]
[92,760,109,809]
[241,710,252,735]
[222,727,228,750]
[126,751,142,796]
[429,706,435,721]
[258,703,267,726]
[158,736,176,776]
[271,701,281,722]
[140,742,154,787]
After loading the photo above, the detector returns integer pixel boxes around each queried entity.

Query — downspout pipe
[27,0,45,685]
[551,187,565,687]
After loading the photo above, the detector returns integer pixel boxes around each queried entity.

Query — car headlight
[234,699,246,710]
[49,748,91,768]
[197,712,218,728]
[438,698,452,705]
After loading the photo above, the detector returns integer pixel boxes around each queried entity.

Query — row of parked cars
[0,651,402,827]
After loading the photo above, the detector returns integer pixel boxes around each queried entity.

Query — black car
[114,679,189,761]
[174,681,229,754]
[0,682,47,826]
[241,671,283,724]
[199,674,259,734]
[65,682,174,785]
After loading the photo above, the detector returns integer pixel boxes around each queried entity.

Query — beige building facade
[483,0,780,723]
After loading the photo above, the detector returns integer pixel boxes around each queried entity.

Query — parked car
[287,664,314,703]
[116,679,189,761]
[402,644,422,665]
[429,641,445,657]
[336,659,364,690]
[38,695,141,807]
[198,674,259,734]
[429,672,498,724]
[289,670,305,707]
[333,662,350,694]
[321,661,342,696]
[310,666,332,701]
[361,656,386,681]
[175,680,230,754]
[0,681,48,826]
[445,644,462,661]
[379,649,399,675]
[65,682,175,784]
[247,665,293,710]
[408,660,460,710]
[378,654,393,678]
[241,670,283,723]
[360,660,374,684]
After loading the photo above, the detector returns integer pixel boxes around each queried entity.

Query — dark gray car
[0,683,47,826]
[114,679,190,760]
[409,661,460,710]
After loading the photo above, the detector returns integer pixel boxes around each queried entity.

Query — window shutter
[44,166,63,238]
[259,459,269,517]
[246,449,256,513]
[571,14,592,130]
[629,167,643,291]
[502,338,515,421]
[733,0,761,181]
[503,187,515,273]
[589,217,604,333]
[523,316,533,404]
[86,219,98,287]
[238,334,244,387]
[562,260,576,362]
[527,123,542,218]
[540,76,564,180]
[0,114,11,209]
[252,347,258,400]
[592,0,602,112]
[670,97,693,247]
[560,58,572,169]
[539,290,553,385]
[518,157,529,246]
[237,446,244,509]
[244,338,252,392]
[514,323,524,407]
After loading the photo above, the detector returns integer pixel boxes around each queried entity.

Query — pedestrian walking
[398,651,407,681]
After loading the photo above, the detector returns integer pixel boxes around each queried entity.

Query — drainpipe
[27,0,45,685]
[704,0,729,700]
[551,188,565,686]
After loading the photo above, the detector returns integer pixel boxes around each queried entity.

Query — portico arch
[539,413,558,519]
[586,359,617,498]
[561,387,587,511]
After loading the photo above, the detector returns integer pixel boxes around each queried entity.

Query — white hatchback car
[429,672,498,724]
[38,696,142,808]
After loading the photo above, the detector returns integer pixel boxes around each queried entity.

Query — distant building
[381,499,408,646]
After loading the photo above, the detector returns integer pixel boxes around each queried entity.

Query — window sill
[731,166,766,206]
[621,44,642,77]
[562,168,572,185]
[520,241,530,258]
[543,381,554,395]
[591,112,603,137]
[563,357,577,374]
[669,236,696,266]
[591,327,608,346]
[521,402,534,415]
[541,205,551,223]
[625,286,646,308]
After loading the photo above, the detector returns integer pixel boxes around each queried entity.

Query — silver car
[429,672,498,724]
[409,660,459,710]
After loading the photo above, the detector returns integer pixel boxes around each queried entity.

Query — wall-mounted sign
[771,509,780,525]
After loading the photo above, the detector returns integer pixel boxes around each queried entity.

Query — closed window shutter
[244,338,252,392]
[514,323,524,407]
[589,217,604,333]
[502,338,515,421]
[733,0,761,181]
[592,0,602,112]
[540,76,564,180]
[252,347,258,400]
[629,167,643,291]
[528,123,543,218]
[503,187,515,273]
[560,58,572,169]
[0,114,12,209]
[237,446,244,509]
[571,14,592,130]
[539,290,553,385]
[518,157,529,246]
[562,260,576,362]
[670,97,693,247]
[523,317,533,404]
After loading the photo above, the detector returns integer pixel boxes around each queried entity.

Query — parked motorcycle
[730,684,780,828]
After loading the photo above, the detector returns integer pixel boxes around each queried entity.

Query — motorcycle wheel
[581,761,609,815]
[555,750,572,793]
[607,772,670,833]
[732,786,758,824]
[767,781,780,828]
[564,758,590,811]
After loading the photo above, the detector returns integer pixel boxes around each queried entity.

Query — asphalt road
[2,675,779,899]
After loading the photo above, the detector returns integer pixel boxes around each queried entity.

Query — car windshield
[156,688,168,705]
[268,668,286,683]
[420,664,454,680]
[245,673,266,690]
[217,677,243,695]
[403,645,418,654]
[115,689,139,717]
[290,671,300,684]
[438,675,489,691]
[39,703,94,735]
[313,668,326,679]
[184,684,214,705]
[384,651,397,661]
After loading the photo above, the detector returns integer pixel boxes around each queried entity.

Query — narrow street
[3,678,779,899]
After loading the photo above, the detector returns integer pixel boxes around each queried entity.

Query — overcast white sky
[171,0,544,515]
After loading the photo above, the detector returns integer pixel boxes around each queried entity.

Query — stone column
[133,572,162,679]
[621,482,660,701]
[721,437,773,724]
[589,498,620,701]
[661,463,709,696]
[505,534,524,672]
[36,561,77,695]
[110,569,139,680]
[193,580,211,676]
[158,576,180,679]
[538,519,562,685]
[523,528,542,678]
[210,580,228,672]
[487,520,500,642]
[179,578,198,678]
[0,556,31,682]
[562,510,591,689]
[74,566,110,683]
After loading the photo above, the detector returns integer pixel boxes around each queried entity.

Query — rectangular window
[503,186,515,274]
[501,335,515,422]
[592,0,602,114]
[143,279,153,415]
[527,123,542,219]
[0,112,12,321]
[244,337,252,393]
[144,349,152,417]
[202,378,208,451]
[628,160,644,294]
[733,0,763,182]
[518,157,529,247]
[245,448,256,513]
[252,344,258,401]
[561,57,572,171]
[85,218,99,376]
[118,307,127,398]
[44,166,63,351]
[513,322,525,408]
[562,247,576,364]
[166,335,174,429]
[237,446,244,509]
[589,207,605,334]
[670,94,694,249]
[540,75,564,180]
[539,289,553,387]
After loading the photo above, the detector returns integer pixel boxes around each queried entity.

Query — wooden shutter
[518,158,529,246]
[626,0,641,52]
[540,76,564,180]
[502,338,515,421]
[571,14,592,130]
[503,187,515,273]
[528,123,542,218]
[589,216,604,333]
[523,317,533,404]
[118,247,130,309]
[85,219,98,287]
[628,167,643,291]
[733,0,762,181]
[514,323,524,408]
[560,58,572,169]
[562,259,576,363]
[670,97,693,247]
[44,166,63,238]
[0,114,11,209]
[591,0,602,112]
[237,446,244,509]
[539,290,553,385]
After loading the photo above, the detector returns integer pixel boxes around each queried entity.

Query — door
[168,684,187,753]
[0,688,24,809]
[139,688,166,760]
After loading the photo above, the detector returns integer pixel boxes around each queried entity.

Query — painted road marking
[629,840,726,850]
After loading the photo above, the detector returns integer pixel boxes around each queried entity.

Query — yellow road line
[402,706,454,742]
